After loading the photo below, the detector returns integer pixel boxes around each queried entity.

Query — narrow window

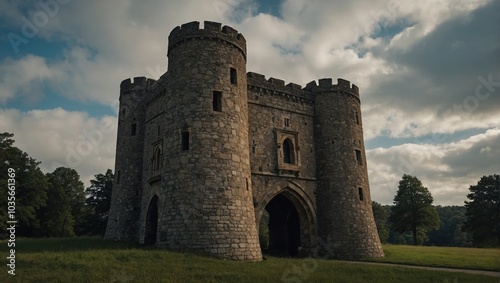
[213,91,222,112]
[358,188,364,201]
[157,125,161,136]
[284,118,290,127]
[283,138,294,164]
[158,149,163,170]
[355,111,360,125]
[153,147,162,171]
[230,68,237,85]
[355,149,362,165]
[131,123,137,136]
[116,170,121,184]
[181,131,190,150]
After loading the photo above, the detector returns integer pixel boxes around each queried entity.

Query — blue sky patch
[371,18,415,40]
[4,93,116,117]
[256,0,282,18]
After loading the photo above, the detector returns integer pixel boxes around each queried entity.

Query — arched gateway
[265,193,301,256]
[255,184,317,257]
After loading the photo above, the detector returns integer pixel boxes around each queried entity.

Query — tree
[427,206,471,247]
[0,132,49,237]
[463,174,500,247]
[39,174,74,237]
[390,174,439,245]
[84,169,114,235]
[372,201,390,243]
[451,224,471,247]
[39,167,86,237]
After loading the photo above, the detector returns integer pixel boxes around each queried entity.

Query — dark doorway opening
[144,195,158,245]
[262,193,301,257]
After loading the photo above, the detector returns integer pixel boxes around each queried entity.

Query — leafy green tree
[84,169,114,235]
[0,132,49,237]
[463,174,500,247]
[39,175,74,237]
[372,201,390,243]
[39,167,86,237]
[427,206,471,246]
[451,224,471,247]
[388,230,412,245]
[390,174,439,245]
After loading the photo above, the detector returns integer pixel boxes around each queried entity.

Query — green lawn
[369,244,500,271]
[0,238,498,283]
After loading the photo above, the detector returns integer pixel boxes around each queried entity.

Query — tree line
[373,174,500,247]
[1,132,499,247]
[0,133,112,238]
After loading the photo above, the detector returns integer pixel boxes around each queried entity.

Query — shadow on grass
[0,237,141,253]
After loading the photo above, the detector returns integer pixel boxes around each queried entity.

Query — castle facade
[105,21,384,261]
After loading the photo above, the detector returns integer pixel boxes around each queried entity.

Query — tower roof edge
[168,21,246,55]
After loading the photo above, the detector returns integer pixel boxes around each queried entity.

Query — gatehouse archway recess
[144,195,159,245]
[257,186,316,257]
[265,194,300,256]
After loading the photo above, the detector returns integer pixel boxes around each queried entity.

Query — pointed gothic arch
[257,183,316,257]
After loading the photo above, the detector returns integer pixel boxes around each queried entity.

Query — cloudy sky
[1,0,498,205]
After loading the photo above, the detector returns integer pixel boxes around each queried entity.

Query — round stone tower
[106,77,154,241]
[309,78,384,259]
[160,21,262,260]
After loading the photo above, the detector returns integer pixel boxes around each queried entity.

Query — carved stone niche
[275,129,301,176]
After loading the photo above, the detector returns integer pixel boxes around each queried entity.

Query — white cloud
[367,128,500,205]
[1,0,255,106]
[0,55,62,104]
[0,0,498,206]
[362,99,500,141]
[0,108,117,188]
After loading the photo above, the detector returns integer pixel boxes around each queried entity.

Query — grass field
[370,244,500,272]
[0,238,498,283]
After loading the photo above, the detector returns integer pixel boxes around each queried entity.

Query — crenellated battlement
[247,72,312,102]
[304,78,359,98]
[168,21,246,57]
[120,77,157,93]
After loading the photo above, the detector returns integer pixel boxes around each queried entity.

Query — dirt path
[340,261,500,278]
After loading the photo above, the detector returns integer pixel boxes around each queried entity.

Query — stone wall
[247,72,318,256]
[138,75,170,244]
[247,73,315,176]
[309,78,384,259]
[105,77,155,241]
[157,21,261,260]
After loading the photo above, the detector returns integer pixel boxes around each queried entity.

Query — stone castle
[105,21,384,261]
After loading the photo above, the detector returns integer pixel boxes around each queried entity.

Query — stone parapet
[305,78,359,101]
[247,72,314,103]
[168,21,246,59]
